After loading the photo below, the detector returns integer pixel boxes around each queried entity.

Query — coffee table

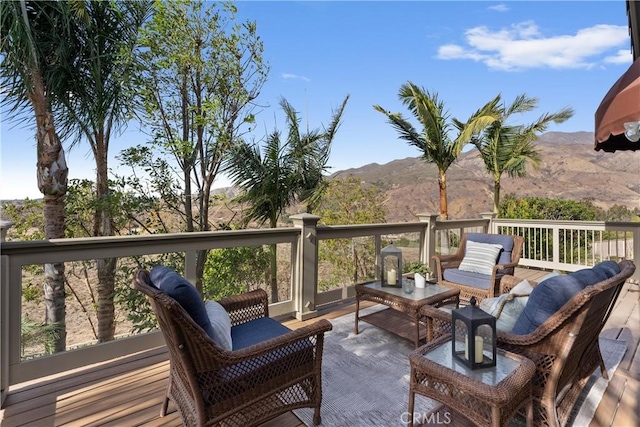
[408,335,535,427]
[354,279,459,348]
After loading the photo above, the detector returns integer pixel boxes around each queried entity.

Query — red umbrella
[594,58,640,152]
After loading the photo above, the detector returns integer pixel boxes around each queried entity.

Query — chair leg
[313,407,321,426]
[160,381,170,417]
[160,396,169,417]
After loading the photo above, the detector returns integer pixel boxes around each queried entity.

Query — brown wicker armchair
[133,269,332,427]
[420,259,635,426]
[433,233,524,303]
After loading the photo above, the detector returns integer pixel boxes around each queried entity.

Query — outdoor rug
[293,305,627,427]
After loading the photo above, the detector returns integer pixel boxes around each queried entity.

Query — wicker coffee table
[354,280,459,348]
[408,335,535,427]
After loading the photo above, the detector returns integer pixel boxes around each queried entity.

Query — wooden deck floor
[1,268,638,427]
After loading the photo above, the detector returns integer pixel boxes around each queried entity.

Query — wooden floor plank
[610,376,639,427]
[589,375,626,427]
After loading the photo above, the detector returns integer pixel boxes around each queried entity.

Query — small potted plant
[403,261,432,288]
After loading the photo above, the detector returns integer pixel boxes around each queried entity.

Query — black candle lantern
[380,242,402,287]
[451,297,496,369]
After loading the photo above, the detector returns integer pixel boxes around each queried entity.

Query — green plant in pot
[404,261,432,287]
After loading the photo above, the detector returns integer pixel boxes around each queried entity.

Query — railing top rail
[432,219,489,230]
[317,222,425,240]
[0,228,299,265]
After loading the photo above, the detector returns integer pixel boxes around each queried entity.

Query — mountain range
[332,131,640,222]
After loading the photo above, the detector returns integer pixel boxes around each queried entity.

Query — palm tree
[226,96,348,301]
[1,0,72,352]
[374,82,499,219]
[467,94,574,213]
[52,0,150,343]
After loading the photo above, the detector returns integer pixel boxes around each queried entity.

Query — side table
[408,334,535,427]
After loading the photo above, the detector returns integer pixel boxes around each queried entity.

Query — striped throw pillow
[458,240,503,276]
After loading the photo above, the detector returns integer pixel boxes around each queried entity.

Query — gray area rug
[294,305,627,427]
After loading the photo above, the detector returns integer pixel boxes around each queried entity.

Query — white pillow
[204,300,233,351]
[480,279,534,332]
[458,240,503,276]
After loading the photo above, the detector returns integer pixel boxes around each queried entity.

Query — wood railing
[1,213,638,405]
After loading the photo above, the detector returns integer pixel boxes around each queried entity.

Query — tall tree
[226,96,348,302]
[465,94,573,213]
[316,176,386,286]
[374,82,498,219]
[1,0,71,352]
[126,0,268,293]
[53,0,151,342]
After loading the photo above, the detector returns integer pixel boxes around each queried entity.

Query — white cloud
[604,49,633,65]
[488,4,509,12]
[282,73,311,82]
[436,22,629,71]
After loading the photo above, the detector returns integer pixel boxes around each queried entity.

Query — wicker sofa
[420,259,636,426]
[433,233,524,303]
[133,269,332,427]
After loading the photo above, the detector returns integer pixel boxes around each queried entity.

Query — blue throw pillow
[592,260,620,279]
[150,266,216,341]
[511,267,607,335]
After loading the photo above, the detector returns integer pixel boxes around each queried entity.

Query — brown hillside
[333,131,640,221]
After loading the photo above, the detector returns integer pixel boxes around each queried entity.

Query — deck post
[481,212,497,234]
[417,213,439,276]
[0,220,12,407]
[632,225,640,281]
[291,214,320,321]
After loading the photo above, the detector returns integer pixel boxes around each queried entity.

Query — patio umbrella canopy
[594,58,640,152]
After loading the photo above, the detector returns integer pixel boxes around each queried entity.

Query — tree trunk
[195,249,207,296]
[438,169,448,220]
[493,178,501,214]
[33,94,68,353]
[94,133,117,342]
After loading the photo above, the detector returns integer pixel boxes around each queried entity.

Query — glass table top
[423,340,520,386]
[362,279,451,301]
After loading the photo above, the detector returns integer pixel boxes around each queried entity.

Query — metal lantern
[451,297,497,370]
[380,242,402,287]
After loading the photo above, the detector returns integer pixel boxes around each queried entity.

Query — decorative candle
[388,269,397,285]
[464,335,469,360]
[475,336,484,363]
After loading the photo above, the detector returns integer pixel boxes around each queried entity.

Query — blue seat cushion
[231,317,293,350]
[512,267,608,335]
[150,266,216,341]
[466,233,514,265]
[443,268,493,290]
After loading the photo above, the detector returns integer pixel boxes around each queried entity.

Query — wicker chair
[420,259,636,426]
[133,269,332,427]
[433,233,524,303]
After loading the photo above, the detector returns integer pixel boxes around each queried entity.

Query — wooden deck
[1,268,638,427]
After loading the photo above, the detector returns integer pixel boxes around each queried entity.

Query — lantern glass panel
[380,243,402,287]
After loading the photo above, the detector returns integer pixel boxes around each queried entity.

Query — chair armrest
[420,304,454,342]
[432,254,461,264]
[498,274,539,294]
[494,261,518,272]
[219,289,269,326]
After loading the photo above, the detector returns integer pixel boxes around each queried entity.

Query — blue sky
[0,1,634,200]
